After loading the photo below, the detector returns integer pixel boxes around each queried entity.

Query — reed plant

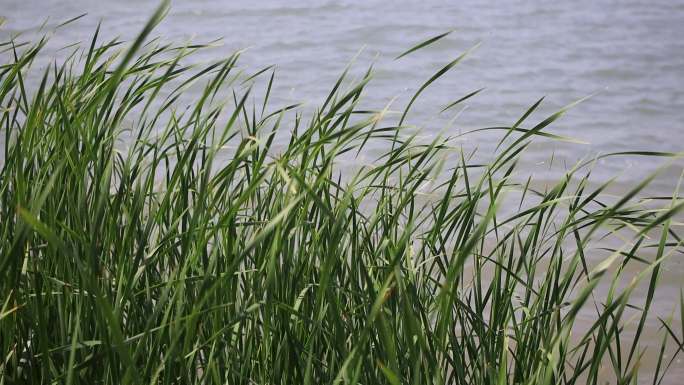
[1,3,683,384]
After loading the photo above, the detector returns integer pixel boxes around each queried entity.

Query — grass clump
[1,4,683,385]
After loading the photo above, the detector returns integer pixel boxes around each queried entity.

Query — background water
[2,1,683,184]
[2,0,684,381]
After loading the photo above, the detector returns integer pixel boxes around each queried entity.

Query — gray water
[2,0,684,381]
[2,1,684,183]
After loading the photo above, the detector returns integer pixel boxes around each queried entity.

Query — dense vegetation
[1,3,683,384]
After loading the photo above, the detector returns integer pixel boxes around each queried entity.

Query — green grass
[1,3,684,384]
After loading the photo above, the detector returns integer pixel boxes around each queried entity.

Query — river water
[2,0,683,382]
[3,0,684,181]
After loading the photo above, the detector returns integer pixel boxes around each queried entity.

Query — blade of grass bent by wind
[398,42,480,126]
[395,30,453,60]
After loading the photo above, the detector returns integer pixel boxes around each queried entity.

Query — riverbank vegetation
[1,3,683,385]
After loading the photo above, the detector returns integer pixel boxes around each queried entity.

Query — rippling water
[3,1,683,182]
[2,0,684,381]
